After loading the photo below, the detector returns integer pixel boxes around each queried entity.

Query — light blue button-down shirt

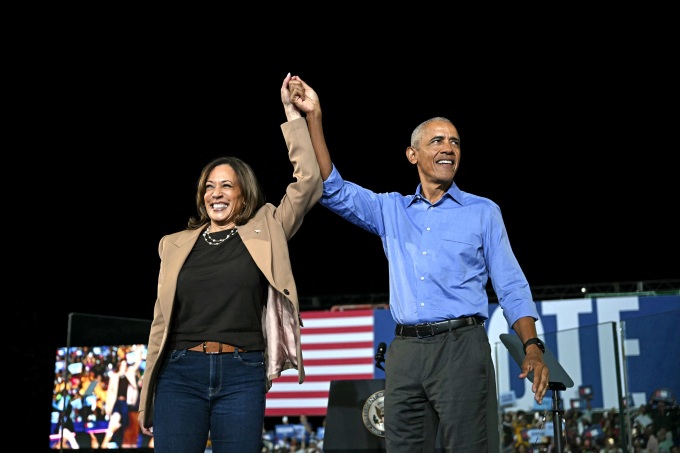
[321,164,539,327]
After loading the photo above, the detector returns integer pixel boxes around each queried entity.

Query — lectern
[500,333,574,453]
[323,379,387,453]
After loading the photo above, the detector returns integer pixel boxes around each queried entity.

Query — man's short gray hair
[410,117,454,148]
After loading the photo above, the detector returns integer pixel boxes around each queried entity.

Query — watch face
[536,339,545,352]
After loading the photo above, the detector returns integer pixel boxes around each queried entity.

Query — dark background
[13,25,678,450]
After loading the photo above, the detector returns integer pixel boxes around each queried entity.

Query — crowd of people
[255,398,679,452]
[499,397,679,452]
[256,397,679,452]
[51,344,151,449]
[259,415,324,452]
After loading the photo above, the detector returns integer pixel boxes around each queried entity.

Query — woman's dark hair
[187,156,266,230]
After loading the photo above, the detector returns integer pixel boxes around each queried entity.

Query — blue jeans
[152,348,266,453]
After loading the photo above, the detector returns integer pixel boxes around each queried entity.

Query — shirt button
[420,303,425,307]
[420,277,425,281]
[422,251,426,255]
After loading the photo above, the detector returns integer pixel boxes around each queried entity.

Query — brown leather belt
[187,341,245,354]
[395,316,485,338]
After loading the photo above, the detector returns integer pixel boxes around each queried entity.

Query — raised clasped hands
[288,75,319,116]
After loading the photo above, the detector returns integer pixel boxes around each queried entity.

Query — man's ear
[406,147,417,164]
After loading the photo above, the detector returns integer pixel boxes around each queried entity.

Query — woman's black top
[169,228,268,351]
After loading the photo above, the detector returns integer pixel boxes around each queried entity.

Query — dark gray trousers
[384,324,500,453]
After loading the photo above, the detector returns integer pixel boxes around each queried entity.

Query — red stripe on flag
[303,357,374,366]
[302,341,373,350]
[265,391,329,399]
[301,325,374,334]
[266,407,328,416]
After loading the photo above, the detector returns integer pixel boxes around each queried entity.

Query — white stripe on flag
[271,382,330,392]
[302,315,374,327]
[301,347,373,359]
[302,332,373,344]
[265,398,330,409]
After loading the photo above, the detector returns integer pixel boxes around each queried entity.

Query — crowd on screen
[51,344,151,449]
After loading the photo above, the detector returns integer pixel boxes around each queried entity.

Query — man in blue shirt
[289,76,550,453]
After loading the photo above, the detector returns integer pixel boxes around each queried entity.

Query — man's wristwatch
[523,337,546,354]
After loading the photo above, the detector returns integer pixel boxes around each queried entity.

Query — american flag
[265,309,377,416]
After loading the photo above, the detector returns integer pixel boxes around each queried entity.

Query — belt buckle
[415,323,435,339]
[203,341,221,354]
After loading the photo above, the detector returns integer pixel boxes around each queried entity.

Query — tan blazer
[138,117,322,429]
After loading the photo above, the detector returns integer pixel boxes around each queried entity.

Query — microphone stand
[549,381,567,452]
[499,333,573,453]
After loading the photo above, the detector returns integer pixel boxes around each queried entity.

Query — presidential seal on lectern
[362,389,385,437]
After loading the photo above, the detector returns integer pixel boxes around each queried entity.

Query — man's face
[410,121,460,185]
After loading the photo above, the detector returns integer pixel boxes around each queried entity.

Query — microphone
[375,342,386,371]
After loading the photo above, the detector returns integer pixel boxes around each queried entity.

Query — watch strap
[523,337,545,354]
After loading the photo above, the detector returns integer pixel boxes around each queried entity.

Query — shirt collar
[410,182,463,206]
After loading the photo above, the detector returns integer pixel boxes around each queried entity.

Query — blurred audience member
[657,426,673,453]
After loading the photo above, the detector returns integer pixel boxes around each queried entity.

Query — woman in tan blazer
[137,73,322,453]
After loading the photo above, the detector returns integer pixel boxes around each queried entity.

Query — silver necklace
[202,225,238,246]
